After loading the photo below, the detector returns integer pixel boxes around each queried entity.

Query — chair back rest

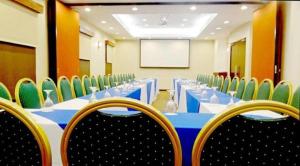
[0,98,51,165]
[208,75,213,87]
[91,75,99,90]
[256,79,274,100]
[103,75,110,87]
[71,76,85,97]
[97,75,105,91]
[229,76,239,91]
[0,82,12,101]
[217,76,224,91]
[242,77,258,101]
[109,75,115,87]
[192,101,300,166]
[291,86,300,111]
[15,78,42,108]
[58,76,74,101]
[39,77,59,104]
[61,98,182,166]
[82,75,92,95]
[221,76,231,93]
[272,80,292,104]
[212,76,219,87]
[235,78,246,99]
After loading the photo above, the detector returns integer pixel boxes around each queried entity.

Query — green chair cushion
[103,76,110,87]
[109,76,115,87]
[291,87,300,110]
[0,84,10,100]
[221,79,229,93]
[83,77,92,95]
[229,78,238,91]
[73,78,84,97]
[217,78,223,91]
[97,76,105,91]
[19,82,41,108]
[235,79,245,99]
[42,80,59,104]
[256,82,271,100]
[91,77,98,89]
[242,80,256,101]
[60,79,73,101]
[272,83,290,104]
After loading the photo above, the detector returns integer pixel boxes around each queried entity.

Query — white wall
[214,38,229,72]
[79,20,115,76]
[114,40,215,89]
[281,1,300,88]
[0,0,48,82]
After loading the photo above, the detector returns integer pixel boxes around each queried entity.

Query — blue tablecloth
[33,110,214,166]
[186,89,239,113]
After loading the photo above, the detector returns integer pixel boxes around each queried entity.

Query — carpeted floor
[151,91,170,111]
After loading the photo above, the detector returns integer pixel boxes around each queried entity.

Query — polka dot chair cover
[61,97,182,166]
[192,101,300,166]
[0,98,51,166]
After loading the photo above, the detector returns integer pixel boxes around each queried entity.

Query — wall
[56,1,80,79]
[0,0,48,82]
[79,20,115,76]
[213,38,229,73]
[114,40,215,89]
[281,1,300,88]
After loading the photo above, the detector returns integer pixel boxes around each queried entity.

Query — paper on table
[200,103,285,119]
[51,98,89,110]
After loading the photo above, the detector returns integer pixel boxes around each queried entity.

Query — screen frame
[139,39,190,69]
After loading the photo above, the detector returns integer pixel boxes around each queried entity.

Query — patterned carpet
[152,91,170,111]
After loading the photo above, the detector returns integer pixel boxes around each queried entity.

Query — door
[230,39,246,78]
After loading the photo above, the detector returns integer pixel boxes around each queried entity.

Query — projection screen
[140,39,190,68]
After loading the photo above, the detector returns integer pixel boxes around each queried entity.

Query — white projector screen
[140,39,190,68]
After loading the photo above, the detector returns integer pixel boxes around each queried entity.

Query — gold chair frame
[15,78,43,107]
[71,75,86,97]
[0,81,12,101]
[272,80,293,104]
[57,76,75,102]
[242,77,259,100]
[38,77,60,104]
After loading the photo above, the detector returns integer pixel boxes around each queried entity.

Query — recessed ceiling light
[101,20,107,24]
[142,18,147,22]
[190,6,197,11]
[224,20,230,24]
[216,27,222,30]
[181,24,185,27]
[182,18,188,22]
[241,5,248,10]
[109,27,114,30]
[132,7,138,11]
[85,7,91,12]
[210,32,215,35]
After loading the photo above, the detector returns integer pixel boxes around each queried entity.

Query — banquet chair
[0,98,51,166]
[235,77,246,99]
[97,75,105,91]
[229,76,239,92]
[91,75,99,90]
[291,86,300,110]
[208,75,214,87]
[103,75,111,88]
[109,75,116,87]
[192,101,300,166]
[256,79,274,100]
[271,80,293,104]
[132,73,136,80]
[242,78,258,101]
[196,75,200,82]
[113,75,118,85]
[212,75,219,87]
[61,98,182,166]
[57,76,75,102]
[221,76,231,93]
[15,78,43,108]
[71,76,85,97]
[118,74,123,83]
[217,76,224,91]
[82,75,92,95]
[0,82,12,101]
[39,77,60,104]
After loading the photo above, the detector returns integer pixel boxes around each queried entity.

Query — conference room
[0,0,299,165]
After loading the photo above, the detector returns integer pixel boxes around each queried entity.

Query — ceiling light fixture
[241,5,248,10]
[190,6,197,11]
[224,20,230,24]
[216,27,222,30]
[101,20,107,24]
[85,7,91,12]
[132,7,138,11]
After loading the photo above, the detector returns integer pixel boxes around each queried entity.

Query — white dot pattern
[67,112,174,165]
[200,115,300,165]
[0,111,42,165]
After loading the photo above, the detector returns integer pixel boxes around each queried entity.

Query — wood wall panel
[0,41,36,98]
[251,2,277,82]
[56,1,79,79]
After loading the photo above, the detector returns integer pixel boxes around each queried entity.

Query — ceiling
[63,0,264,40]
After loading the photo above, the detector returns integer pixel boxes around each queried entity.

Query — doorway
[230,39,246,78]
